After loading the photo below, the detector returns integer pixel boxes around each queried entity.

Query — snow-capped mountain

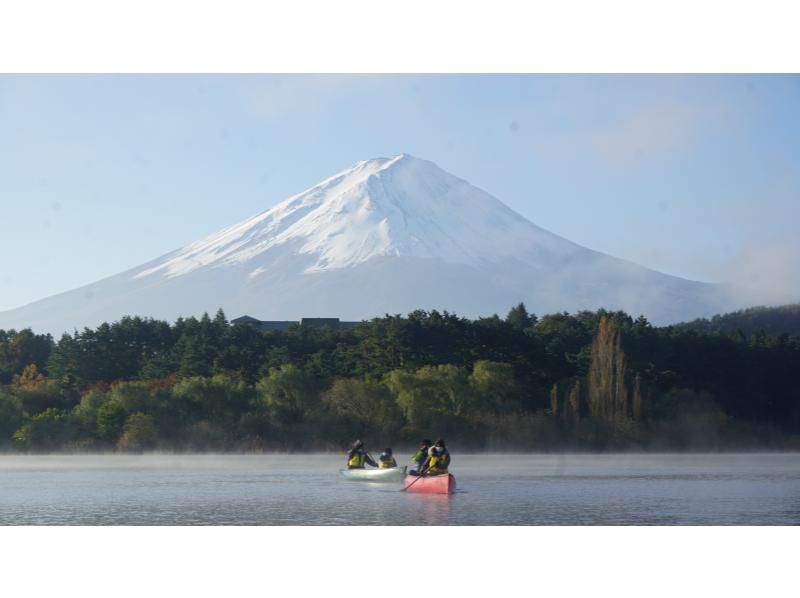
[1,154,738,335]
[134,154,578,279]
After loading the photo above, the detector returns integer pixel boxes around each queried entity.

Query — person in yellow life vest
[378,448,397,469]
[410,439,432,474]
[421,438,451,475]
[346,439,378,469]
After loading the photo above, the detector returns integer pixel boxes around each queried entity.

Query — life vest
[348,449,366,469]
[411,448,428,465]
[427,448,450,474]
[378,455,397,469]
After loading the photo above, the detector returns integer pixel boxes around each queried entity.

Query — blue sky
[1,74,799,311]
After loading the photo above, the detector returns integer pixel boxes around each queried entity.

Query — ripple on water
[1,453,799,525]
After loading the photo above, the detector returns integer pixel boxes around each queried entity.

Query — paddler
[421,438,451,475]
[346,439,378,469]
[410,439,432,474]
[377,448,398,469]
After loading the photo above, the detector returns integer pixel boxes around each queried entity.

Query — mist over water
[1,453,798,525]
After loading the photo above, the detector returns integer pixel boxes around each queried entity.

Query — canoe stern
[404,473,456,494]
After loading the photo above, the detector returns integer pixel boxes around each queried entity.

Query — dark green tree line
[0,304,798,452]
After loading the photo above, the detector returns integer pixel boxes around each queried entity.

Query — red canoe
[404,473,456,494]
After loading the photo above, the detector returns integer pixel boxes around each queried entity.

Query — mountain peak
[324,153,438,191]
[134,153,551,280]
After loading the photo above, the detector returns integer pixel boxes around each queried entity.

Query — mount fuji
[1,154,737,335]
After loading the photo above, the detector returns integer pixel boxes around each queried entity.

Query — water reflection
[405,493,452,526]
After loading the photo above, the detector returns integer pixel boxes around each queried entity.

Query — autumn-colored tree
[566,380,581,424]
[0,329,53,384]
[14,364,46,389]
[587,316,630,421]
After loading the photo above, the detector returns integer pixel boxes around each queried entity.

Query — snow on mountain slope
[133,154,580,280]
[0,154,742,335]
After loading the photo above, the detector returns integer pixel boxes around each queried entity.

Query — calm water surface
[1,453,798,525]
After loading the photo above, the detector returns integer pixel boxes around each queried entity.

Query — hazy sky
[1,74,798,311]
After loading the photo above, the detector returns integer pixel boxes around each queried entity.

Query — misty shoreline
[2,449,799,457]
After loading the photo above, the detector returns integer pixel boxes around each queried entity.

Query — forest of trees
[680,304,800,337]
[1,303,799,453]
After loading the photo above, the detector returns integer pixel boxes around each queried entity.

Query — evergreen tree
[506,302,533,331]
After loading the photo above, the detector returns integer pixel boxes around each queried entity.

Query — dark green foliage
[505,302,536,332]
[0,329,53,384]
[97,401,128,444]
[118,413,158,451]
[0,390,24,447]
[323,377,404,441]
[46,318,174,385]
[680,304,800,338]
[1,304,799,451]
[385,364,474,431]
[257,365,321,431]
[469,360,523,415]
[13,408,78,451]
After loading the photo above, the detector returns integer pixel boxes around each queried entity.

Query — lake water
[1,453,798,525]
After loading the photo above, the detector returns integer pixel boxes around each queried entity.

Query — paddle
[401,466,430,492]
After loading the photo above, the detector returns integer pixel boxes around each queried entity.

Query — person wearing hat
[410,439,433,474]
[377,447,398,469]
[421,438,451,475]
[346,439,378,469]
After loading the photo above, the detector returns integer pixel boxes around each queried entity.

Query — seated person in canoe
[410,439,432,474]
[346,439,378,469]
[420,438,451,475]
[377,448,398,469]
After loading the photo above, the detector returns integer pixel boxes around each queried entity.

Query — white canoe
[339,465,407,482]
